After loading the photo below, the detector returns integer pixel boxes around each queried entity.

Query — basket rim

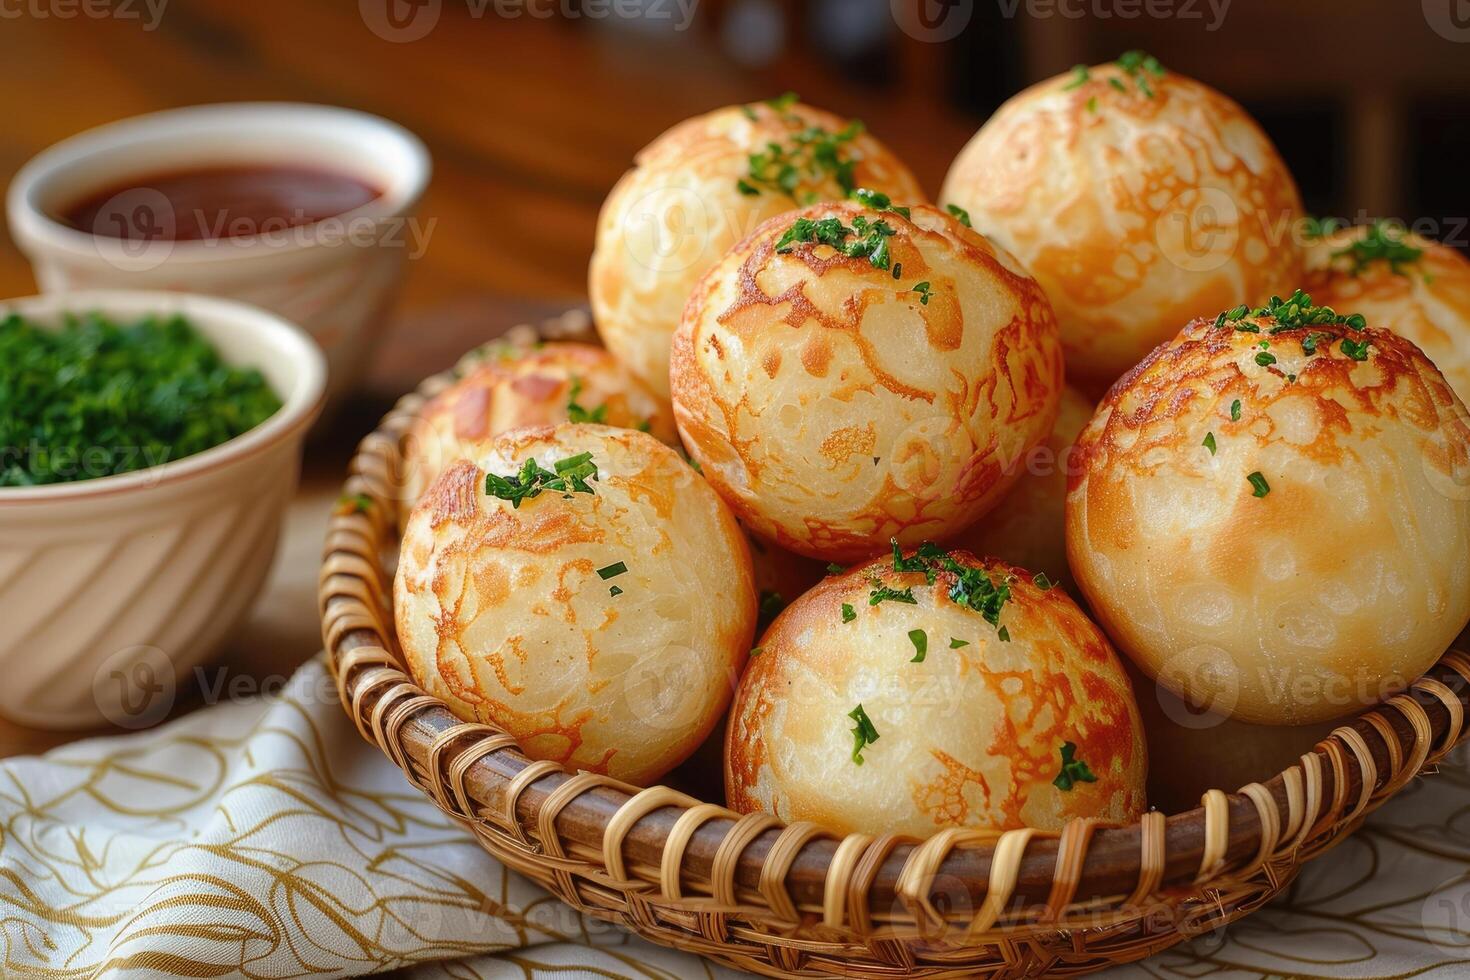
[318,308,1470,958]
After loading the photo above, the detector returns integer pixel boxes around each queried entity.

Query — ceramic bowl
[6,103,430,408]
[0,290,326,730]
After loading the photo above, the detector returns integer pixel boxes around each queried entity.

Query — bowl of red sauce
[6,103,431,407]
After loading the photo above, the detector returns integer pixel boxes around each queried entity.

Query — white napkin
[0,655,1465,979]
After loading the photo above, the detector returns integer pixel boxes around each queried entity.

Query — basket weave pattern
[319,311,1470,978]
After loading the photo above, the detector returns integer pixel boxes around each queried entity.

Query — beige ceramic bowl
[0,290,326,730]
[6,103,430,408]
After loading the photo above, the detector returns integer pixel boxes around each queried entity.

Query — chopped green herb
[869,583,918,606]
[946,562,1011,627]
[758,590,787,630]
[891,538,928,575]
[1230,400,1242,422]
[848,704,880,765]
[1247,471,1271,498]
[997,626,1011,643]
[1203,432,1217,456]
[1052,741,1097,791]
[596,561,628,580]
[1063,64,1091,90]
[826,562,846,575]
[738,112,864,199]
[949,637,969,649]
[911,281,933,305]
[851,187,910,219]
[1033,572,1054,591]
[841,602,857,623]
[336,493,374,516]
[775,214,898,271]
[908,629,928,663]
[1340,337,1372,361]
[1332,221,1423,277]
[485,454,600,508]
[946,203,972,228]
[565,377,608,424]
[1115,50,1165,98]
[766,91,799,113]
[0,312,282,487]
[1255,351,1277,367]
[1086,96,1098,113]
[609,585,623,597]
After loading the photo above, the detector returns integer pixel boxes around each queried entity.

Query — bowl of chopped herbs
[0,290,325,729]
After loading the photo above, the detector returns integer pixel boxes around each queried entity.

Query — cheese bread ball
[590,99,924,397]
[1068,297,1470,725]
[941,58,1303,391]
[726,547,1147,836]
[946,386,1094,588]
[395,423,755,785]
[671,200,1065,562]
[397,343,677,521]
[1305,224,1470,406]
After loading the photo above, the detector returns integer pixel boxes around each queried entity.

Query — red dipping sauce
[58,165,382,242]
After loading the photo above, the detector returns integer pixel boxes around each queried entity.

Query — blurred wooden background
[2,0,1467,393]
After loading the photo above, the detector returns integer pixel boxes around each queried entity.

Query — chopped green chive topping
[1053,741,1098,791]
[597,561,628,580]
[749,645,763,657]
[609,585,623,597]
[776,214,898,271]
[826,562,846,576]
[911,281,933,305]
[337,492,373,515]
[869,583,918,606]
[766,91,799,113]
[841,602,857,623]
[1248,472,1271,498]
[1255,351,1277,367]
[1302,215,1345,239]
[1203,432,1217,456]
[884,540,1013,629]
[1230,400,1242,422]
[1086,96,1098,113]
[1332,221,1423,277]
[849,704,880,765]
[1116,50,1165,98]
[946,203,972,228]
[738,105,864,200]
[758,590,787,630]
[949,637,969,649]
[851,187,910,219]
[1341,337,1372,361]
[908,629,928,663]
[1063,64,1091,90]
[565,377,608,424]
[1033,572,1054,591]
[485,454,599,508]
[997,626,1011,642]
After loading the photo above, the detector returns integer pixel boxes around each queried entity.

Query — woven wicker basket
[319,310,1470,978]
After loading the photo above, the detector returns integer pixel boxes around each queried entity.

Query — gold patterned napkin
[1,655,1466,979]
